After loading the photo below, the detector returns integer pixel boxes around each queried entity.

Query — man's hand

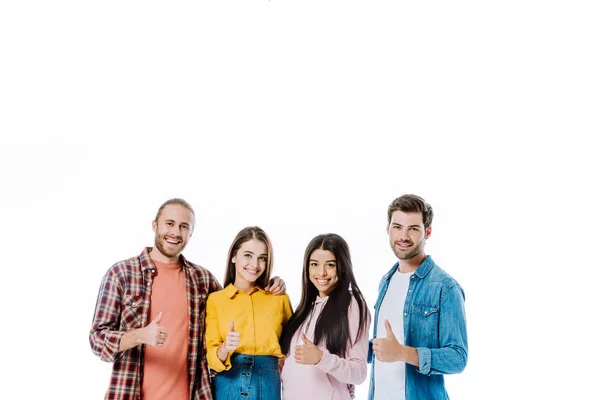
[265,276,286,295]
[218,320,240,362]
[143,312,168,347]
[294,333,323,365]
[372,320,403,362]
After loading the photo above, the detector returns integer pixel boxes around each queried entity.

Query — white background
[1,1,598,399]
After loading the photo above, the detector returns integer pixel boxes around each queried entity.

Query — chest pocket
[122,294,145,329]
[411,304,439,341]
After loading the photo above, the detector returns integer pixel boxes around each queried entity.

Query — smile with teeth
[244,267,260,275]
[315,278,331,285]
[165,237,182,245]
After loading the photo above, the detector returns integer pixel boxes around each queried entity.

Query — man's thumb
[230,320,235,332]
[152,312,163,324]
[384,319,395,337]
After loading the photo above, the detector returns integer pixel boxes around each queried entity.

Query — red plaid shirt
[89,248,222,400]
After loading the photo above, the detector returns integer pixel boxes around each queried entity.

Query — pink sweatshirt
[281,295,371,400]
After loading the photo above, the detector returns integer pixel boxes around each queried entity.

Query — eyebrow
[165,219,190,226]
[392,223,421,228]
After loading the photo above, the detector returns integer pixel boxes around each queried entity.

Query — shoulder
[104,254,141,281]
[349,294,371,319]
[426,263,465,301]
[207,288,229,301]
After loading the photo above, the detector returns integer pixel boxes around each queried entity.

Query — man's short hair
[387,194,434,228]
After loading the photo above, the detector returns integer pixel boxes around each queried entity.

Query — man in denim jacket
[369,194,468,400]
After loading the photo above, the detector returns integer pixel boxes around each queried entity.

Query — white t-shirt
[373,269,414,400]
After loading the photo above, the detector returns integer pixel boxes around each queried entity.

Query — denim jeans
[214,354,281,400]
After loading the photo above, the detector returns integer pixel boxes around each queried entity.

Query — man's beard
[155,232,184,258]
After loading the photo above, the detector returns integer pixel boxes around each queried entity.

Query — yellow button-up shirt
[205,284,293,372]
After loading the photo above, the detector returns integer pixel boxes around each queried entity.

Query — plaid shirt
[89,248,222,400]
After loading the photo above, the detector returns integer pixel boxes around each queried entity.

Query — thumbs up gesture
[144,312,168,347]
[218,320,240,362]
[294,333,323,365]
[372,319,402,362]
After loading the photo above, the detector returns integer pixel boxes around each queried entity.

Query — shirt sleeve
[205,293,232,372]
[416,283,468,375]
[315,298,371,385]
[89,268,126,363]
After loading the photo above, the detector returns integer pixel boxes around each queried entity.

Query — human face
[309,249,339,298]
[387,210,431,261]
[152,204,194,260]
[232,239,268,289]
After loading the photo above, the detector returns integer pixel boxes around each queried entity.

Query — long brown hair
[223,226,274,289]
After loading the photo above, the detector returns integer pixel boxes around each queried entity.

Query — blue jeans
[213,354,281,400]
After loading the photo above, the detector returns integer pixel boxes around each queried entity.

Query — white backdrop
[1,1,598,399]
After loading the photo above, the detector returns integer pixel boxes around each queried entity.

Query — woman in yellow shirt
[206,226,293,400]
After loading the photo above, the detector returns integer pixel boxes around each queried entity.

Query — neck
[150,248,179,264]
[398,252,427,273]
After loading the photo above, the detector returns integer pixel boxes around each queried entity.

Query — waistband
[230,353,279,369]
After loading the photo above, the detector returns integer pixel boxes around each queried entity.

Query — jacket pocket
[411,303,439,340]
[121,294,144,328]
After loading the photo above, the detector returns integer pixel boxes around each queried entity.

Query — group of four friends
[89,194,468,400]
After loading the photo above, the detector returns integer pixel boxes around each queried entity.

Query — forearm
[317,351,368,384]
[118,328,146,352]
[217,343,229,362]
[400,345,419,367]
[206,344,231,372]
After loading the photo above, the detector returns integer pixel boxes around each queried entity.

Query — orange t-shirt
[142,260,190,400]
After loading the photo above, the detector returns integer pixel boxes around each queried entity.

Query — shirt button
[424,311,428,315]
[404,313,407,316]
[147,282,150,286]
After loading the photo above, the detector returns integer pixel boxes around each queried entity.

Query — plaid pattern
[89,248,222,400]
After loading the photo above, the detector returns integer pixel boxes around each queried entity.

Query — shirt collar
[315,295,329,305]
[223,283,265,299]
[386,255,435,280]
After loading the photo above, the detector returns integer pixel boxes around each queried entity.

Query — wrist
[316,349,324,365]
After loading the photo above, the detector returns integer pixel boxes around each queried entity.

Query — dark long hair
[223,226,274,289]
[280,233,369,357]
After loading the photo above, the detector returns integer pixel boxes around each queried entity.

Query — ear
[386,222,391,235]
[425,226,432,239]
[152,220,157,233]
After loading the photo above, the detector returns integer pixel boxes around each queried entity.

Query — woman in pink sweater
[280,233,371,400]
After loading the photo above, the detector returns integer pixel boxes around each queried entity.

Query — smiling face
[309,248,339,297]
[152,204,194,261]
[232,238,268,290]
[387,210,431,261]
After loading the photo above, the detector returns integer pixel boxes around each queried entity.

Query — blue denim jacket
[368,256,468,400]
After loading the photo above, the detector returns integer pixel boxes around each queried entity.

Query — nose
[318,265,327,276]
[399,228,410,241]
[250,257,258,268]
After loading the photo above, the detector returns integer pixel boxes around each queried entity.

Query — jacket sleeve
[416,283,468,375]
[316,298,371,384]
[89,268,126,363]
